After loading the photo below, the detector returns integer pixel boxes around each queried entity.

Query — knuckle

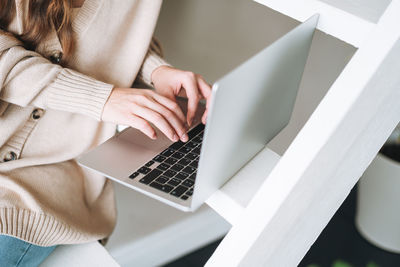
[185,71,196,79]
[137,95,148,102]
[129,101,138,108]
[144,89,154,95]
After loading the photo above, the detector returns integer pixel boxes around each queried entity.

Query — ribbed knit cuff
[46,69,114,121]
[0,208,86,246]
[138,49,171,86]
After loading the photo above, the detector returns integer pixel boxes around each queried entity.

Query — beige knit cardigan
[0,0,168,246]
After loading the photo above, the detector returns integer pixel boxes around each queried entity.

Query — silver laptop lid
[191,15,319,210]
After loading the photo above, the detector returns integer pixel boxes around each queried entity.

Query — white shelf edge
[254,0,376,48]
[206,147,281,225]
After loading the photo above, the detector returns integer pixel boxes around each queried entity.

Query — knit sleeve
[137,37,171,86]
[0,31,114,121]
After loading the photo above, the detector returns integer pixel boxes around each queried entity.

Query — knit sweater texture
[0,0,168,246]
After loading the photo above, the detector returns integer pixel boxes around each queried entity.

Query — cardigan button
[50,52,63,64]
[4,151,17,162]
[32,108,44,120]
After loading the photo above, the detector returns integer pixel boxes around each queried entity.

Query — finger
[197,76,212,99]
[149,91,186,124]
[197,76,212,124]
[127,115,157,140]
[201,109,208,124]
[140,96,188,142]
[182,75,200,127]
[132,104,179,142]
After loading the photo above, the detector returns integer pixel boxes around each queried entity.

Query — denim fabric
[0,235,56,267]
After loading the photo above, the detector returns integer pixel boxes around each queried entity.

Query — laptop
[78,15,318,212]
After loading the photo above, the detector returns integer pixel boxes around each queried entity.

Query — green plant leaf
[332,259,353,267]
[366,261,380,267]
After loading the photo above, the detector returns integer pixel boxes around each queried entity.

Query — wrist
[151,65,172,85]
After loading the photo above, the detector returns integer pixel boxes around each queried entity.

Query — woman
[0,0,211,265]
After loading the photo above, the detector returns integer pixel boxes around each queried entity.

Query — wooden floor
[164,185,400,267]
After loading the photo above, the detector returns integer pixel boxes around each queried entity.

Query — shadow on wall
[155,0,300,83]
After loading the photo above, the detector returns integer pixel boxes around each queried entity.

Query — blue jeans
[0,235,56,267]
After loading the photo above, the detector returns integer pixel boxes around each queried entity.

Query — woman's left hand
[151,66,212,126]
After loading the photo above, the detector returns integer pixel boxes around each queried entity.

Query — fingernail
[173,134,179,142]
[181,133,188,142]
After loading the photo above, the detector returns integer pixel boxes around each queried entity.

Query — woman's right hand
[101,88,189,142]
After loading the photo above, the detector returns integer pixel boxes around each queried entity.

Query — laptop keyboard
[128,124,205,201]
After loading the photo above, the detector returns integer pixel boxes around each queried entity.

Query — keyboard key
[192,136,202,143]
[161,148,175,157]
[192,147,201,155]
[139,169,163,184]
[167,178,181,186]
[171,164,184,172]
[138,166,151,174]
[156,163,170,171]
[186,188,193,196]
[165,157,178,165]
[153,155,166,163]
[164,170,177,178]
[178,146,192,154]
[145,160,155,167]
[189,173,196,181]
[150,182,174,193]
[188,124,205,139]
[176,172,189,180]
[186,153,197,160]
[129,172,140,179]
[155,176,169,184]
[189,161,198,168]
[170,141,185,150]
[185,142,197,149]
[170,185,189,197]
[178,158,191,166]
[171,152,185,159]
[182,166,196,174]
[182,179,194,187]
[181,195,189,200]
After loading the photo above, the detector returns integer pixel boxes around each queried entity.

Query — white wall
[319,0,391,23]
[154,0,356,154]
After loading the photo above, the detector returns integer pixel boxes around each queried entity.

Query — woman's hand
[151,66,212,126]
[102,88,189,142]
